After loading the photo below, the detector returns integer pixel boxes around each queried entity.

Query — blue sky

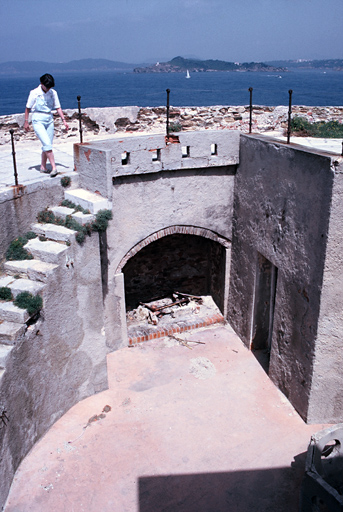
[0,0,342,64]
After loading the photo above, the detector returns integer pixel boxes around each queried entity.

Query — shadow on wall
[139,453,306,512]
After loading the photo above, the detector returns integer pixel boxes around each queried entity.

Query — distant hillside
[0,59,136,76]
[134,56,287,73]
[1,57,341,76]
[266,59,343,70]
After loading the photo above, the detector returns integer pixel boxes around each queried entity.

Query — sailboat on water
[186,69,190,79]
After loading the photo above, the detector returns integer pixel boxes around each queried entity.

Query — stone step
[0,321,26,345]
[0,275,16,288]
[70,211,96,226]
[50,206,75,220]
[0,302,30,323]
[51,206,95,225]
[24,238,69,264]
[64,188,111,214]
[4,259,58,283]
[32,223,77,243]
[0,343,14,369]
[7,278,45,299]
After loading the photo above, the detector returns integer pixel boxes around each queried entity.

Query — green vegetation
[6,232,36,261]
[61,199,90,214]
[0,287,13,301]
[14,292,43,315]
[169,122,182,133]
[291,117,343,138]
[37,209,56,224]
[36,208,112,245]
[60,176,71,188]
[169,56,239,71]
[92,209,113,232]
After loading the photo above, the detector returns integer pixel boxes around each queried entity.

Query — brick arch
[115,225,230,273]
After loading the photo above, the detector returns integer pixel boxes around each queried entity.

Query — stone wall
[307,164,343,423]
[227,134,341,422]
[1,105,343,145]
[77,131,239,351]
[0,231,108,508]
[0,181,64,262]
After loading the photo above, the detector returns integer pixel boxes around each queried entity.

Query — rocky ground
[1,105,342,146]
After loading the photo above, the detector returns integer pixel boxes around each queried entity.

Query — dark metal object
[341,141,343,156]
[140,297,189,313]
[300,425,343,511]
[166,88,170,138]
[0,406,9,428]
[174,291,203,301]
[287,89,293,144]
[77,95,83,143]
[9,129,19,186]
[248,87,253,133]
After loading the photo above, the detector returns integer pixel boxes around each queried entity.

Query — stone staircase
[0,188,111,383]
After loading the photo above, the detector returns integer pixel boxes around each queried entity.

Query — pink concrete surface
[4,325,330,511]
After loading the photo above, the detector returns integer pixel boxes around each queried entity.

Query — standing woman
[24,73,69,177]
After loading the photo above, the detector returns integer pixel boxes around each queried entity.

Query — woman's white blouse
[26,85,61,113]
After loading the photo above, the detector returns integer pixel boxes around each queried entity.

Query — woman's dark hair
[40,73,55,89]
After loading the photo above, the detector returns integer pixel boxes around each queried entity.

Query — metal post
[77,95,83,143]
[9,129,19,186]
[166,89,170,138]
[248,87,253,133]
[287,89,293,144]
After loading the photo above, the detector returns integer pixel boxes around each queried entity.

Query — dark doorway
[122,234,226,313]
[251,253,278,372]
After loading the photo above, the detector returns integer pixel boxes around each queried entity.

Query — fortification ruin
[0,126,343,507]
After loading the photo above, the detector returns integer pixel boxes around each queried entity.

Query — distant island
[0,59,136,76]
[134,56,287,73]
[0,57,342,76]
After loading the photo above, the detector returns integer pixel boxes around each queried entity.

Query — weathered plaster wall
[74,130,239,199]
[307,161,343,423]
[228,135,334,422]
[104,165,235,350]
[76,131,238,351]
[0,181,64,261]
[0,233,108,507]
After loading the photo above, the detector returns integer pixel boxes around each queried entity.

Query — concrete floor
[4,325,329,512]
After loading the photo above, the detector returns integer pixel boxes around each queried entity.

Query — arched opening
[121,232,230,343]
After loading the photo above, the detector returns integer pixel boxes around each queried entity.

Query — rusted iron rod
[174,291,203,302]
[248,87,253,133]
[140,297,189,312]
[287,89,293,144]
[166,88,170,138]
[77,95,83,143]
[9,129,19,186]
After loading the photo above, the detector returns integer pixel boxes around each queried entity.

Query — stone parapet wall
[74,130,240,199]
[1,104,342,145]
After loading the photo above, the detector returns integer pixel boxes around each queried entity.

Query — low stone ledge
[1,105,343,146]
[0,321,26,344]
[0,302,30,323]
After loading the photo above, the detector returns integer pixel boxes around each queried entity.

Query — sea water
[0,68,342,116]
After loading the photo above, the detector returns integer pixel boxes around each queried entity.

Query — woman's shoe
[50,169,58,177]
